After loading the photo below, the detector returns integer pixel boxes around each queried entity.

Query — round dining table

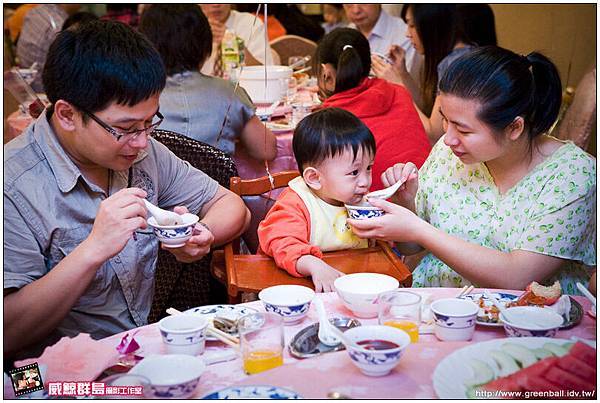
[8,288,596,399]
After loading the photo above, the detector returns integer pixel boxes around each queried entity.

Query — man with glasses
[4,21,250,359]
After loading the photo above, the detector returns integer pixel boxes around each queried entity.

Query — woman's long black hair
[439,46,562,141]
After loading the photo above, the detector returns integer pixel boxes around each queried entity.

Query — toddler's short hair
[293,108,376,171]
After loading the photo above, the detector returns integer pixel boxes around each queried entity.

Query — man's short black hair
[139,4,213,76]
[43,20,166,115]
[293,108,376,171]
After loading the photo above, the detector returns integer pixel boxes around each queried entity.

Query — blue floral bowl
[129,354,205,399]
[147,213,199,248]
[500,306,564,338]
[258,285,315,324]
[344,325,411,377]
[345,203,385,220]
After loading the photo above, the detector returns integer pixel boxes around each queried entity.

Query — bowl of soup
[343,325,411,377]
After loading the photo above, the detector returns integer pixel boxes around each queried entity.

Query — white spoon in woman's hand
[365,168,417,202]
[143,199,183,226]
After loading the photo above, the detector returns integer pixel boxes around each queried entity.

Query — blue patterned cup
[344,325,411,377]
[147,213,199,248]
[129,354,205,399]
[500,306,563,338]
[430,298,478,341]
[158,314,208,355]
[258,285,315,324]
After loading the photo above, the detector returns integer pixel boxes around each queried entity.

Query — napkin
[547,295,571,322]
[15,333,119,383]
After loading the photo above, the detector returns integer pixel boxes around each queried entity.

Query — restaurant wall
[492,4,596,89]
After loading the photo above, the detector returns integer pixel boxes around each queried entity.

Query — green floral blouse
[414,137,596,295]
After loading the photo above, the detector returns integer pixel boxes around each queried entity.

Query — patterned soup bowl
[343,325,411,377]
[258,285,315,324]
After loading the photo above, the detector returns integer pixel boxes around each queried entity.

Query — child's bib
[288,177,368,252]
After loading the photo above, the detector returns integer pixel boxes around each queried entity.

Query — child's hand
[296,255,344,293]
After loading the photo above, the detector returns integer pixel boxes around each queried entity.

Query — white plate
[461,292,519,327]
[433,337,574,398]
[266,121,294,133]
[183,304,258,341]
[202,385,301,399]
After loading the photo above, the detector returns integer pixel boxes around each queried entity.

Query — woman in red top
[317,28,431,191]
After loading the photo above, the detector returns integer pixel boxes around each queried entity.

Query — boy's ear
[302,166,322,190]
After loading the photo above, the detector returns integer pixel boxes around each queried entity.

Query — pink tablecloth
[7,288,595,399]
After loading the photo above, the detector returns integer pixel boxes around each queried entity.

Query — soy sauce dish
[343,325,411,377]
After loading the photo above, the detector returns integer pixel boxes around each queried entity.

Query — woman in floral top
[349,47,596,295]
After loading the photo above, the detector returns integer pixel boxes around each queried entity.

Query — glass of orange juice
[378,290,422,343]
[238,312,284,375]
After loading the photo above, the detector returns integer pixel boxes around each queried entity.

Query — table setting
[6,274,596,399]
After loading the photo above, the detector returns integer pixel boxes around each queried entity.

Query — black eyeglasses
[83,109,164,143]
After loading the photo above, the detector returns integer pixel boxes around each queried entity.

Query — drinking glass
[378,290,422,343]
[288,56,307,71]
[238,312,284,375]
[4,69,46,118]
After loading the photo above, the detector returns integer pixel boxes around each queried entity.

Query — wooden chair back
[211,171,412,302]
[269,35,317,66]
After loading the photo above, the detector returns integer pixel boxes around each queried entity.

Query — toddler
[258,108,376,292]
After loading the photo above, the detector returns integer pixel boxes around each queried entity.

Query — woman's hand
[348,198,424,243]
[372,45,409,85]
[381,162,419,210]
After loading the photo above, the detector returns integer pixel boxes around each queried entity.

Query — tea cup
[430,298,478,341]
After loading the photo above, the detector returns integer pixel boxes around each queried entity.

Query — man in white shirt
[200,4,275,75]
[344,4,422,84]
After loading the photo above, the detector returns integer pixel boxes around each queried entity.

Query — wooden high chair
[211,171,413,303]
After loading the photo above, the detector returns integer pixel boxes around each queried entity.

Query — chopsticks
[456,285,475,298]
[165,308,240,349]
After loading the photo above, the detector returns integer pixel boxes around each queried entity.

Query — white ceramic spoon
[144,199,183,226]
[364,168,417,201]
[314,298,341,346]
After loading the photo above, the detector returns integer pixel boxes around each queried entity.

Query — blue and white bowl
[258,285,315,324]
[158,314,208,355]
[147,213,199,248]
[344,325,411,377]
[500,306,564,338]
[203,385,301,399]
[430,298,479,341]
[129,354,205,399]
[345,203,385,220]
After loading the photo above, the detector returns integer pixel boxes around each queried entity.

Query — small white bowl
[345,203,385,220]
[500,306,564,338]
[334,273,399,318]
[258,285,315,324]
[344,325,411,377]
[147,213,199,248]
[129,354,205,399]
[430,298,479,341]
[158,314,209,355]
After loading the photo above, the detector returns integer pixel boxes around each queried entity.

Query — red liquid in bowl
[357,339,399,350]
